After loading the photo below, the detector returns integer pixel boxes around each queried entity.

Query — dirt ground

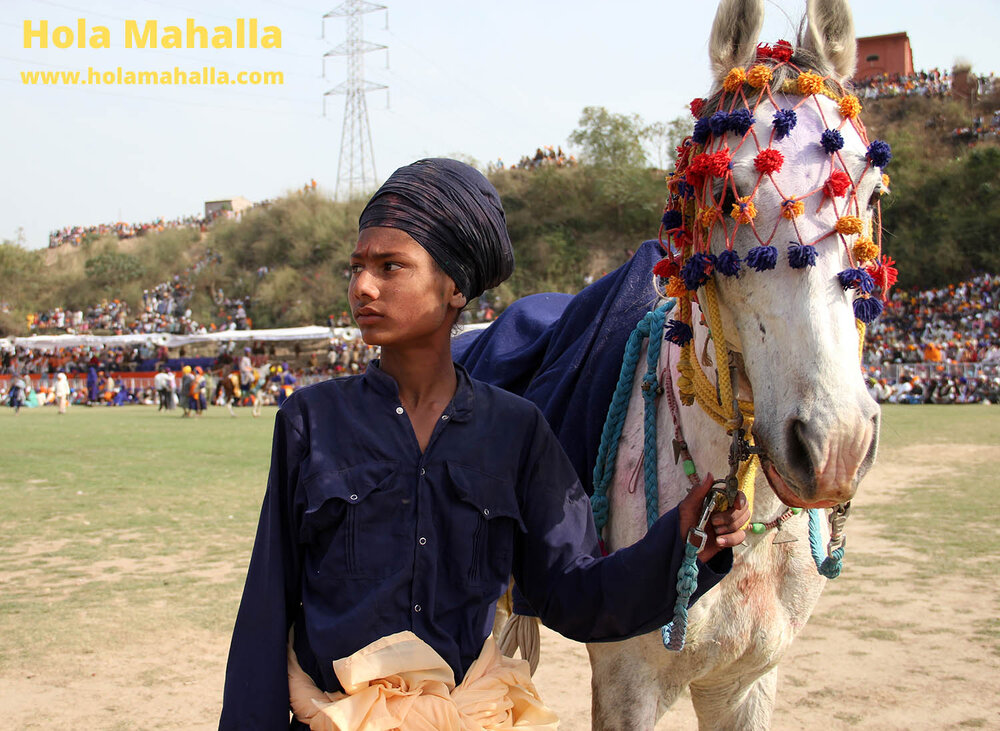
[1,452,997,730]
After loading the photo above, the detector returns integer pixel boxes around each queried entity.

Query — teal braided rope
[661,541,700,651]
[642,306,668,530]
[808,509,844,579]
[591,301,676,536]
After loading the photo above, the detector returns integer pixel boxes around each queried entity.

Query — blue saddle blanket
[454,239,664,495]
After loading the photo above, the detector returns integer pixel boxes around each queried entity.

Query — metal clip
[686,487,724,552]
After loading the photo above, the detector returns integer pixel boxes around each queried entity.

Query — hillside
[2,91,998,337]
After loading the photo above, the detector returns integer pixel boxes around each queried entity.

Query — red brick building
[854,32,914,81]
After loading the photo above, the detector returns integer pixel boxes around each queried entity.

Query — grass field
[0,402,998,728]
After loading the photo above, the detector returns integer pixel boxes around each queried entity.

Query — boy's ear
[449,285,467,311]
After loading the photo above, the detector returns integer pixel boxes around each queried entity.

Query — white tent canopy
[2,326,361,352]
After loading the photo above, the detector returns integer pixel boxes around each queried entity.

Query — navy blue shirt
[220,362,730,729]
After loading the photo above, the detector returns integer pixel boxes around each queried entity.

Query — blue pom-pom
[677,180,695,199]
[853,296,884,323]
[664,319,694,346]
[836,267,874,293]
[716,249,741,276]
[727,108,755,136]
[787,243,818,269]
[709,111,730,137]
[681,252,715,290]
[820,129,844,154]
[772,109,797,140]
[692,118,712,144]
[867,139,892,168]
[661,209,683,230]
[746,245,778,272]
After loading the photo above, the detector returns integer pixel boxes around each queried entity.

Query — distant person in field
[179,366,194,417]
[8,373,26,414]
[54,372,70,414]
[86,365,99,405]
[219,158,748,730]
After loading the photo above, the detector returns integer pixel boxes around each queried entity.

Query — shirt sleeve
[219,406,305,730]
[511,407,731,642]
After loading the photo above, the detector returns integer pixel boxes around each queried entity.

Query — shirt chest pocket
[445,462,525,589]
[300,461,409,579]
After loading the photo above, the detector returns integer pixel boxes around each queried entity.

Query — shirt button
[441,414,449,421]
[350,494,358,501]
[414,604,422,613]
[420,468,425,476]
[483,508,490,516]
[395,406,404,415]
[418,537,427,545]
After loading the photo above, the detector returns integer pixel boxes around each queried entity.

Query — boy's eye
[384,262,402,272]
[349,264,363,274]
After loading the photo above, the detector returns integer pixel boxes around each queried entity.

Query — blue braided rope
[661,541,700,650]
[642,306,668,530]
[808,509,845,579]
[591,301,675,536]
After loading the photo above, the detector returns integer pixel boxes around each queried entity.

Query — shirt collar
[363,359,474,423]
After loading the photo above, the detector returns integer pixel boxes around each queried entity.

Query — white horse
[587,0,884,728]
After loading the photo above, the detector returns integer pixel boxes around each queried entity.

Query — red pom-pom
[686,152,711,186]
[772,40,793,62]
[690,98,705,118]
[653,258,680,279]
[824,170,852,198]
[756,43,773,60]
[754,148,784,175]
[707,147,732,178]
[866,255,898,300]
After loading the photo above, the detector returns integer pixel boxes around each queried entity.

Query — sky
[2,0,997,250]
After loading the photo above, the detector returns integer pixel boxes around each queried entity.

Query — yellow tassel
[747,64,773,89]
[723,67,747,92]
[796,71,825,96]
[665,276,687,298]
[835,215,864,236]
[781,199,805,220]
[838,95,862,119]
[730,196,757,224]
[852,237,879,263]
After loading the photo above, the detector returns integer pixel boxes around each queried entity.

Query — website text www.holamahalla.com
[21,66,283,86]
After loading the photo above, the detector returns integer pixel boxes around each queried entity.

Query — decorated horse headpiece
[654,40,899,351]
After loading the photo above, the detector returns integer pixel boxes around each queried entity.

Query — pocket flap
[446,461,525,532]
[302,461,398,514]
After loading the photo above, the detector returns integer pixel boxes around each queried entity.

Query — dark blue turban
[358,158,514,300]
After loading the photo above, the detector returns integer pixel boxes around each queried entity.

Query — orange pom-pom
[835,215,864,236]
[730,196,757,224]
[665,276,687,298]
[881,173,891,194]
[747,64,773,89]
[723,67,747,92]
[699,207,717,228]
[852,237,879,262]
[838,95,862,119]
[781,199,805,220]
[797,71,825,96]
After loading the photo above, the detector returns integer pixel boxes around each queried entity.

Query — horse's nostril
[786,418,815,486]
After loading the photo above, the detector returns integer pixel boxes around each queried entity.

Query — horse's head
[659,0,896,508]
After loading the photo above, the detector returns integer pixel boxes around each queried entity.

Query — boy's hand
[677,473,750,562]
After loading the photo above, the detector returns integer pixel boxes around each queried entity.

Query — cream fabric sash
[288,630,558,730]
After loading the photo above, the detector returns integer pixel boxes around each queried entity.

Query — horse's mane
[697,48,854,119]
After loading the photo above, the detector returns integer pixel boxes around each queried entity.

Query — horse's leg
[689,666,777,731]
[588,638,680,731]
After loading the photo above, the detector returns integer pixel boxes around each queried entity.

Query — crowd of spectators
[488,146,577,174]
[26,250,231,336]
[863,272,999,404]
[854,69,954,100]
[48,214,211,249]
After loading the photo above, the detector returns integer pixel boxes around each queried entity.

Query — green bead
[750,523,766,534]
[791,508,803,515]
[683,460,696,476]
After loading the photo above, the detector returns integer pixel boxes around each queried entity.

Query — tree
[645,116,691,170]
[568,106,649,169]
[84,251,145,292]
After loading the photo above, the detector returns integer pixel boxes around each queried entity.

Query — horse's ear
[708,0,765,82]
[801,0,857,81]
